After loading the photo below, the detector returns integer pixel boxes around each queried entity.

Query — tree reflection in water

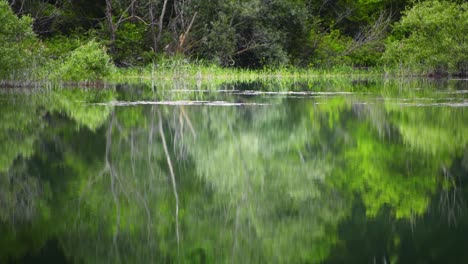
[0,79,467,263]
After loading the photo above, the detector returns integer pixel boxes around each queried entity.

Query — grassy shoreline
[2,62,465,89]
[111,64,385,82]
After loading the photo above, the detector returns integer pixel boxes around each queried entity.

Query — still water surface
[0,79,467,263]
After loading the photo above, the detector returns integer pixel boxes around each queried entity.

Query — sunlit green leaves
[53,40,114,81]
[0,0,41,79]
[384,1,468,74]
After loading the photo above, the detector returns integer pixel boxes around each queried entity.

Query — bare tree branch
[342,12,392,56]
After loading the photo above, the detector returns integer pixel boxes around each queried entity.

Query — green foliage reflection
[0,79,467,262]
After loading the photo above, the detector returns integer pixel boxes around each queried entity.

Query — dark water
[0,79,467,263]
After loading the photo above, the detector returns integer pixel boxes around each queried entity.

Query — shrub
[309,30,353,68]
[43,34,89,60]
[383,1,468,75]
[55,40,114,81]
[114,22,148,66]
[0,0,41,79]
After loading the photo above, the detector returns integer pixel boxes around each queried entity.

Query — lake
[0,78,467,263]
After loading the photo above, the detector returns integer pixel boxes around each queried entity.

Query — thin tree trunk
[149,1,158,52]
[177,11,197,53]
[156,0,169,52]
[105,0,116,52]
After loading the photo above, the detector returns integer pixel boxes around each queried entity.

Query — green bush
[309,30,352,68]
[55,40,114,81]
[43,34,90,60]
[383,1,468,75]
[348,42,385,67]
[114,22,148,66]
[0,0,41,79]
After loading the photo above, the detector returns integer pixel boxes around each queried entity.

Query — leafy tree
[0,0,417,69]
[383,0,468,75]
[0,0,41,79]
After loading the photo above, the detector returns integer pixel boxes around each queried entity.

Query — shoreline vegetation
[1,0,467,87]
[1,60,466,88]
[1,64,466,89]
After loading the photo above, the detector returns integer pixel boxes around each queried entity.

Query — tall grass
[4,54,457,89]
[108,57,386,85]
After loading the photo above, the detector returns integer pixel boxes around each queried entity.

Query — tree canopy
[1,0,466,76]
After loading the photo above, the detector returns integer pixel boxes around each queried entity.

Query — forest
[2,1,468,262]
[1,0,467,81]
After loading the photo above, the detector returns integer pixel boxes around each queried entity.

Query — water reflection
[0,79,467,263]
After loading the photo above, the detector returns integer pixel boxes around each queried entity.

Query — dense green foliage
[52,40,114,81]
[384,1,468,75]
[0,0,40,79]
[0,0,466,79]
